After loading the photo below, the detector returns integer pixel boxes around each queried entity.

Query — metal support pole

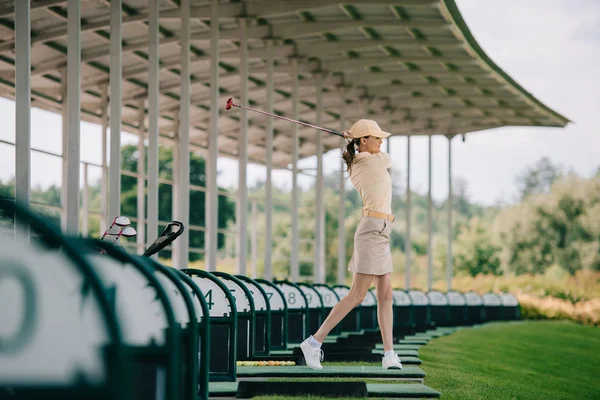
[14,0,31,238]
[174,0,191,269]
[290,59,299,282]
[136,99,146,254]
[263,40,274,280]
[405,135,412,289]
[65,0,81,235]
[236,18,248,275]
[108,0,122,220]
[251,200,258,279]
[427,135,433,291]
[205,0,220,272]
[61,68,67,231]
[147,0,160,250]
[315,75,325,283]
[82,163,89,236]
[337,89,347,285]
[100,84,109,234]
[447,135,453,290]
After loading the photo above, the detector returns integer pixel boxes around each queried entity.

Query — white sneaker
[382,352,403,370]
[300,338,324,370]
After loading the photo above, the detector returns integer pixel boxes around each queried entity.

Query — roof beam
[296,39,462,58]
[160,0,437,20]
[322,56,476,72]
[272,19,448,39]
[0,0,65,18]
[80,46,294,90]
[245,0,438,18]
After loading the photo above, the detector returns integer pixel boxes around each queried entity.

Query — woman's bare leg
[374,273,394,352]
[312,273,374,342]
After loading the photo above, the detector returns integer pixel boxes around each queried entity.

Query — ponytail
[342,138,361,175]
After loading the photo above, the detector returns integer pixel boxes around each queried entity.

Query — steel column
[315,74,325,283]
[405,135,412,289]
[205,0,220,272]
[100,84,109,234]
[427,135,433,291]
[108,0,122,220]
[61,68,67,231]
[251,200,258,279]
[447,135,453,290]
[263,40,274,280]
[82,163,89,235]
[337,89,347,285]
[290,59,299,282]
[14,0,31,238]
[174,0,191,269]
[147,0,160,250]
[236,18,248,275]
[65,0,81,235]
[136,99,146,254]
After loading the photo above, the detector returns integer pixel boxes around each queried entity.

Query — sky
[0,0,598,206]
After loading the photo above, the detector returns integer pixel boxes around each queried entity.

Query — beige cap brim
[373,130,392,138]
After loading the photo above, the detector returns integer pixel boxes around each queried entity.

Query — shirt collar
[355,151,376,160]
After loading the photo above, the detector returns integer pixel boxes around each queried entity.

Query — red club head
[225,98,234,110]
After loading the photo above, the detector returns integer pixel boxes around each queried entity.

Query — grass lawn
[420,320,600,400]
[252,320,599,399]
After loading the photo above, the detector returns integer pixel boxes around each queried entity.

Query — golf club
[225,98,344,138]
[143,221,185,257]
[101,215,131,240]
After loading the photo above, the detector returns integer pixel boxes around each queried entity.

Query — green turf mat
[399,339,429,345]
[371,349,419,357]
[209,382,237,396]
[209,382,441,398]
[358,355,422,365]
[404,335,431,341]
[269,349,294,356]
[367,383,441,398]
[375,344,421,351]
[236,365,425,379]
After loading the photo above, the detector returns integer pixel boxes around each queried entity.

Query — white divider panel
[333,286,349,300]
[393,290,411,306]
[446,291,466,306]
[0,238,105,385]
[178,275,205,323]
[427,291,448,306]
[361,289,377,306]
[275,282,307,309]
[408,290,429,306]
[501,293,519,306]
[313,285,338,307]
[482,293,502,306]
[464,292,483,306]
[258,282,285,311]
[218,278,251,313]
[242,280,267,311]
[299,285,322,308]
[155,273,190,327]
[190,276,232,317]
[87,254,166,345]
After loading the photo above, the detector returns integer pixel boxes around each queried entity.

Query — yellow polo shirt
[349,151,393,215]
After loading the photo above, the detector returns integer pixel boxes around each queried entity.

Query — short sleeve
[380,152,392,169]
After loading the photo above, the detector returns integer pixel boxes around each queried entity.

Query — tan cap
[348,119,391,139]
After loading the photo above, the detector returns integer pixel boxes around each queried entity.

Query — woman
[300,119,402,370]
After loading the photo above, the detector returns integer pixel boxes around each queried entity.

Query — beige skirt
[348,216,393,275]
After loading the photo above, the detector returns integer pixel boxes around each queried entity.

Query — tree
[454,218,502,276]
[516,157,563,200]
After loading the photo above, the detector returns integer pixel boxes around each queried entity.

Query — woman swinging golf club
[300,119,402,371]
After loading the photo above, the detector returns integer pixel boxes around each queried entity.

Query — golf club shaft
[228,100,344,138]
